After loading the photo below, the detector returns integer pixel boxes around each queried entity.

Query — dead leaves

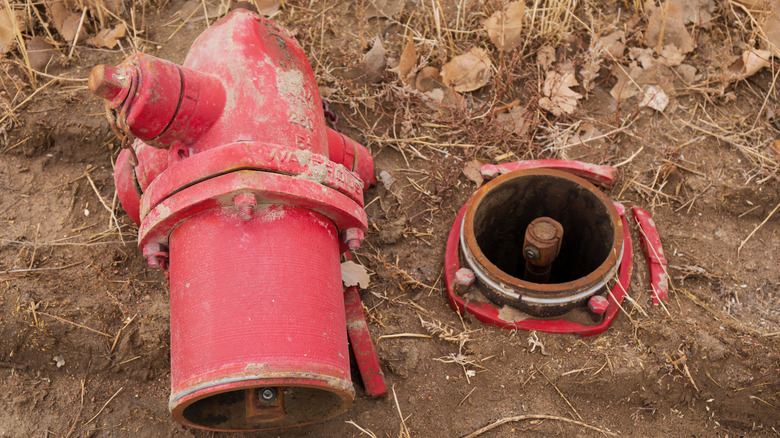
[0,7,25,56]
[646,2,695,57]
[484,1,525,51]
[87,23,125,49]
[49,0,87,44]
[27,36,61,70]
[341,261,370,289]
[728,49,772,79]
[390,35,417,84]
[539,71,582,116]
[441,47,492,92]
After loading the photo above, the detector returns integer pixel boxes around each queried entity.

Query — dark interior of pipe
[473,174,615,284]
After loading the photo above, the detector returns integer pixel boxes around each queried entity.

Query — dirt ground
[0,0,778,437]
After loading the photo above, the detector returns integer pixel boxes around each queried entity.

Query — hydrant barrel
[168,204,353,430]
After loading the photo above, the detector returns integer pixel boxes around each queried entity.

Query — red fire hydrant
[89,8,384,432]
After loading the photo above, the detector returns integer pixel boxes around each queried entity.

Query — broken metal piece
[632,207,669,307]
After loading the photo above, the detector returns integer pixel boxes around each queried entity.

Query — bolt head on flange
[142,243,167,268]
[343,228,364,250]
[234,192,257,219]
[455,268,476,287]
[588,295,609,314]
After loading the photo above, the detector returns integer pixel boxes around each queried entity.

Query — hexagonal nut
[142,243,164,257]
[588,295,609,314]
[455,268,476,287]
[343,228,365,250]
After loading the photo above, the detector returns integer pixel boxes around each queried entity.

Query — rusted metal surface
[461,168,624,317]
[480,159,617,189]
[632,207,669,306]
[445,199,633,336]
[245,388,285,424]
[522,217,564,283]
[113,148,142,224]
[90,8,384,432]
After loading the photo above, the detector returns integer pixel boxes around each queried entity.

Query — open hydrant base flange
[445,169,634,336]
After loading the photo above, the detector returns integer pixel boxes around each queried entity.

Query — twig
[35,311,112,338]
[0,261,84,274]
[458,387,477,406]
[738,201,780,256]
[28,224,40,270]
[82,387,123,428]
[68,8,87,59]
[392,386,411,438]
[377,333,432,342]
[0,78,57,126]
[64,379,86,438]
[535,366,582,420]
[613,146,644,168]
[85,173,124,244]
[345,420,379,438]
[463,414,616,437]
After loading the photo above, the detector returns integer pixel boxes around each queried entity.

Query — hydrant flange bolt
[588,295,609,314]
[344,228,364,250]
[261,388,276,402]
[234,192,257,219]
[142,243,168,267]
[455,268,476,287]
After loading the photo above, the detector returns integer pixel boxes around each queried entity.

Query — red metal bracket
[632,207,669,306]
[342,253,387,398]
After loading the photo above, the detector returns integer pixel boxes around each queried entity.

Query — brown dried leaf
[728,49,771,79]
[255,0,281,16]
[676,63,697,82]
[639,85,669,112]
[602,30,625,58]
[0,8,23,56]
[415,66,443,92]
[646,2,694,54]
[537,45,555,70]
[27,36,61,70]
[484,1,525,51]
[610,64,642,100]
[539,71,582,116]
[341,261,370,289]
[441,47,492,92]
[87,23,126,49]
[496,106,532,136]
[365,0,406,19]
[463,159,485,186]
[49,1,86,43]
[675,0,715,25]
[390,34,416,84]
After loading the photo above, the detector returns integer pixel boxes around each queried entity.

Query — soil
[0,1,778,437]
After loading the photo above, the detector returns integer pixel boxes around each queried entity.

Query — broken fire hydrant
[89,9,384,432]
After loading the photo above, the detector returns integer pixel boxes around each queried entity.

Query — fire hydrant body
[90,9,380,431]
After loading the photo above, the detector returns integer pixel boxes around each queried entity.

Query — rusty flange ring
[460,168,624,317]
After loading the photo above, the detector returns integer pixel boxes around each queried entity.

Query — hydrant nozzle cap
[89,64,128,101]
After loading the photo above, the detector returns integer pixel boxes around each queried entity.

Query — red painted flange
[444,183,633,337]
